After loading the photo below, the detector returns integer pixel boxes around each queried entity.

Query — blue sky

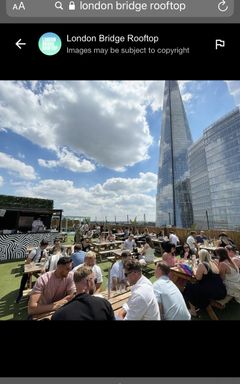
[0,80,239,222]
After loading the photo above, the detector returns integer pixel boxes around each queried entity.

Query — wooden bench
[141,257,162,274]
[211,295,233,309]
[98,249,115,262]
[205,296,233,320]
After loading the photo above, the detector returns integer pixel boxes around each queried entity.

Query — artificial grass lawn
[1,258,240,320]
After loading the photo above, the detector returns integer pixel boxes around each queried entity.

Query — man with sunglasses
[117,259,160,320]
[52,266,115,320]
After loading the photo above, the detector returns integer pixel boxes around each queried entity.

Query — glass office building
[156,80,194,227]
[189,107,240,230]
[188,138,214,229]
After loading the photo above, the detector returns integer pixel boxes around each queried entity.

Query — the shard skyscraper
[156,80,194,228]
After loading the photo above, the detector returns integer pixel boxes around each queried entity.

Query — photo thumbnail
[0,80,240,322]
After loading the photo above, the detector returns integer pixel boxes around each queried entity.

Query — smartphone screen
[0,0,239,379]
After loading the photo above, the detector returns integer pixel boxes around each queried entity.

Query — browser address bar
[6,0,234,17]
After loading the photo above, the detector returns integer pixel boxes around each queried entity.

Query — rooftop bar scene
[1,80,240,321]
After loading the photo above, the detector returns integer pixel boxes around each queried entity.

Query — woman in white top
[139,236,155,266]
[216,247,240,303]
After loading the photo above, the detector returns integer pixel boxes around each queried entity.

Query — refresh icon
[218,0,229,12]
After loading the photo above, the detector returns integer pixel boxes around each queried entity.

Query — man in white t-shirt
[72,251,103,292]
[186,231,198,254]
[169,231,180,247]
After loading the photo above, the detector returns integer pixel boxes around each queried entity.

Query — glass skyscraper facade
[189,107,240,230]
[156,80,194,228]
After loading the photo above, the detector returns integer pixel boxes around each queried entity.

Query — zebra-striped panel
[0,233,59,261]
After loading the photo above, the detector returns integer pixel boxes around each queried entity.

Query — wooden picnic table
[92,240,123,249]
[110,247,143,259]
[32,289,132,320]
[24,262,44,289]
[170,263,197,290]
[102,289,131,312]
[199,245,217,253]
[91,241,124,260]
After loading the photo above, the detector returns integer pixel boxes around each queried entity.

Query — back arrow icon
[16,39,26,49]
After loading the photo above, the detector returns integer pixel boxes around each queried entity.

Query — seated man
[110,250,132,290]
[72,251,103,292]
[48,238,65,256]
[117,259,160,320]
[16,239,49,303]
[195,231,208,245]
[28,256,75,317]
[44,238,66,271]
[27,239,49,264]
[169,231,180,247]
[186,231,198,255]
[71,243,86,268]
[123,234,136,251]
[52,266,115,320]
[153,262,191,320]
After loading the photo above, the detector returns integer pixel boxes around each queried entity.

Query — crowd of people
[15,225,240,320]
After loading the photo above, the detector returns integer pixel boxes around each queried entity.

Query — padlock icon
[68,1,75,10]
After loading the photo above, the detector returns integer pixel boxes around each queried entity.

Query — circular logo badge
[38,32,62,56]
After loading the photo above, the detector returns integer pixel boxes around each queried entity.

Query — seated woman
[215,247,240,304]
[184,249,226,317]
[81,237,91,252]
[180,244,193,259]
[106,230,116,242]
[139,236,155,266]
[217,232,236,248]
[162,243,177,267]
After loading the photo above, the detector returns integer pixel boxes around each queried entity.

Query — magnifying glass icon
[55,1,63,10]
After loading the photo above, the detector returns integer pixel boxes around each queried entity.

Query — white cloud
[182,92,193,102]
[0,152,36,180]
[0,81,160,171]
[17,152,25,159]
[38,147,95,173]
[225,81,240,106]
[15,172,157,221]
[0,176,3,187]
[0,80,198,171]
[98,172,157,194]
